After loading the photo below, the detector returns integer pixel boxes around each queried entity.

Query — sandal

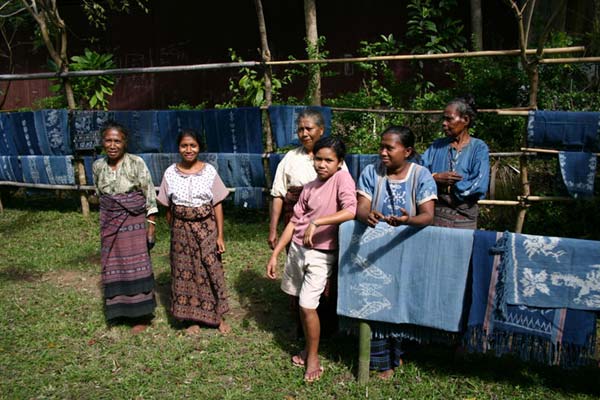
[304,365,324,382]
[291,350,307,367]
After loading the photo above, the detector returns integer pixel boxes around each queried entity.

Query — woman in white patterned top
[157,130,231,334]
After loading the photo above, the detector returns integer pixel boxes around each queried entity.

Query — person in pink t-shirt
[266,136,357,382]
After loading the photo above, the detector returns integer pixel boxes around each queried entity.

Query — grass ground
[0,193,598,399]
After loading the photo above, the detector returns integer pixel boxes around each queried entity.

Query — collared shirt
[157,163,229,207]
[93,153,158,215]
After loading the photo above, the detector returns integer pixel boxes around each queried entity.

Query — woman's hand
[366,210,385,227]
[268,230,278,250]
[266,256,279,280]
[434,171,463,186]
[303,222,317,248]
[146,223,156,249]
[217,236,226,254]
[385,208,410,226]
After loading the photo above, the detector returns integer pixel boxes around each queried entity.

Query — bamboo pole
[0,191,3,213]
[75,159,90,216]
[515,154,530,233]
[540,57,600,64]
[478,199,521,206]
[521,147,600,156]
[0,47,585,82]
[0,181,95,190]
[357,321,371,383]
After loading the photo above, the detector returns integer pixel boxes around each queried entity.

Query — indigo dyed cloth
[268,105,332,148]
[19,155,75,185]
[267,153,285,183]
[202,108,263,153]
[337,221,473,333]
[466,230,597,367]
[233,187,265,209]
[81,156,99,185]
[198,153,266,188]
[558,151,597,198]
[344,154,379,182]
[421,137,490,201]
[0,156,22,182]
[112,111,161,153]
[156,110,204,153]
[496,231,600,312]
[138,153,180,186]
[527,110,600,151]
[71,110,113,152]
[2,110,71,155]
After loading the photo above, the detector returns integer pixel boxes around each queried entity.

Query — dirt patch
[42,269,101,296]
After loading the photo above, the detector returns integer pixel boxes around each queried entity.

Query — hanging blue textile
[156,110,204,153]
[70,110,113,152]
[202,107,263,153]
[233,187,265,209]
[527,110,600,151]
[495,231,600,313]
[198,153,266,188]
[267,105,332,148]
[34,109,71,155]
[267,152,285,183]
[337,221,473,334]
[344,154,380,182]
[465,230,597,367]
[0,156,22,182]
[81,155,98,185]
[111,111,161,153]
[19,155,75,185]
[558,151,596,198]
[0,113,18,155]
[5,112,42,155]
[137,153,180,186]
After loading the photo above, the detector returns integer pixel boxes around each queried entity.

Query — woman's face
[178,135,200,163]
[314,146,342,181]
[297,117,324,152]
[442,104,469,139]
[379,133,412,170]
[103,128,126,162]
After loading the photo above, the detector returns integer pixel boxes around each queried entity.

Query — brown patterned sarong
[170,203,229,326]
[99,191,156,320]
[433,193,479,229]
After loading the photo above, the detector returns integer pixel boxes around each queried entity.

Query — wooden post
[254,0,275,153]
[357,321,371,383]
[0,190,3,214]
[515,154,530,232]
[75,158,90,217]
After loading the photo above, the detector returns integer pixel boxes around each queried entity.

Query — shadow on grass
[405,343,600,397]
[154,269,188,330]
[0,265,42,282]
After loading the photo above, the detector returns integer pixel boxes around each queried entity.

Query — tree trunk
[304,0,321,105]
[254,0,274,153]
[470,0,483,50]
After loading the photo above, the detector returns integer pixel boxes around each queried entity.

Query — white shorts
[280,241,337,309]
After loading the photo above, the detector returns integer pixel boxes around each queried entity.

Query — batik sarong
[170,203,229,326]
[434,193,478,229]
[100,191,156,320]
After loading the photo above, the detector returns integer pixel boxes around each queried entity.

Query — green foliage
[82,0,149,30]
[167,101,207,110]
[49,49,116,110]
[216,49,294,108]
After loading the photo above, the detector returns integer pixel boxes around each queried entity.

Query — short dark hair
[101,121,128,141]
[447,94,477,128]
[296,107,325,129]
[381,125,415,148]
[313,136,346,161]
[176,129,205,152]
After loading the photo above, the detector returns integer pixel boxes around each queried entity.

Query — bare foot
[377,368,394,380]
[185,325,201,335]
[292,350,307,367]
[218,320,231,334]
[131,324,148,335]
[304,365,324,382]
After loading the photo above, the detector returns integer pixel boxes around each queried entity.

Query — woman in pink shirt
[266,136,357,382]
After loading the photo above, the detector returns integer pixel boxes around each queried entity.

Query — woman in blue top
[356,126,437,378]
[422,95,490,229]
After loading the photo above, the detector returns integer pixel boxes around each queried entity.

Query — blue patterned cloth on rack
[233,187,265,209]
[496,231,600,312]
[111,111,161,153]
[338,221,473,334]
[137,153,180,186]
[558,151,597,198]
[267,152,285,181]
[527,110,600,151]
[156,110,204,153]
[466,230,597,367]
[268,105,332,148]
[202,108,263,153]
[198,153,266,188]
[344,154,380,182]
[81,155,98,185]
[70,110,113,152]
[1,110,71,155]
[19,155,75,185]
[0,156,22,182]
